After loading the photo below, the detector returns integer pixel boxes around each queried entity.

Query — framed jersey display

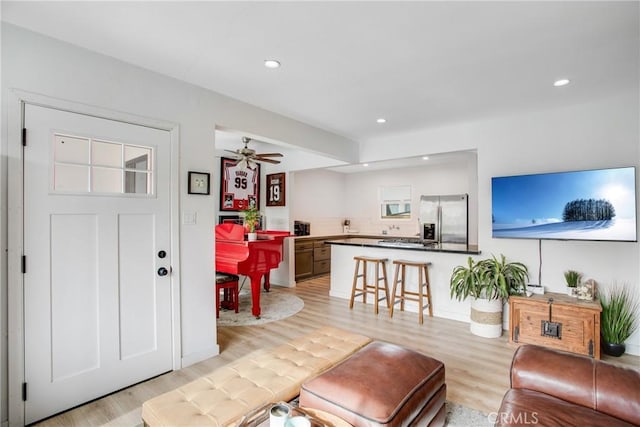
[266,173,286,207]
[220,157,260,211]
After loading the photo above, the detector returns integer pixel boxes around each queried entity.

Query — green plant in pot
[242,206,260,241]
[450,254,529,338]
[600,284,639,357]
[564,270,582,297]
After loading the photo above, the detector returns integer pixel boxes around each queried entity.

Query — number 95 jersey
[224,163,258,201]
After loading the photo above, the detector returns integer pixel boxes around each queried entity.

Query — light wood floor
[35,275,639,426]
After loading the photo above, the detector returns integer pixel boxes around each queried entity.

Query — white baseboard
[329,290,350,300]
[181,344,220,368]
[624,342,639,356]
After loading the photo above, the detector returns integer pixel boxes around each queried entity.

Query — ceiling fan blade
[224,149,240,155]
[255,157,281,164]
[254,153,283,157]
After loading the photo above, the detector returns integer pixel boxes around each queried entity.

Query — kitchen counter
[327,237,483,325]
[326,237,480,255]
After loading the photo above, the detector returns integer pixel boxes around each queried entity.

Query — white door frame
[7,89,182,426]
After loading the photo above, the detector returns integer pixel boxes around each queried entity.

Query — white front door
[23,104,173,424]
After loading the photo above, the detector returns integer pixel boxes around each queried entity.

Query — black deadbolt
[158,250,167,259]
[157,267,168,276]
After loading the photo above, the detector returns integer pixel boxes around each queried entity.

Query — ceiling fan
[225,137,283,169]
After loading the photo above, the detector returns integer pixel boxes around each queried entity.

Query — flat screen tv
[492,167,637,242]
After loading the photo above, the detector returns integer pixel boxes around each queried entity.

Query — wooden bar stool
[349,256,390,314]
[216,273,239,318]
[390,260,433,324]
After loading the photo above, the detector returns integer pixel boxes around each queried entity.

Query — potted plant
[450,254,529,338]
[243,206,260,241]
[600,284,639,357]
[564,270,581,297]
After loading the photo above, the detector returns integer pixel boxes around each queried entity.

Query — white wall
[362,92,640,355]
[290,169,348,235]
[343,161,477,241]
[291,159,478,243]
[0,24,358,423]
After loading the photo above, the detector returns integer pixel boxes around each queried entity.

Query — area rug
[217,286,304,326]
[445,401,491,426]
[279,399,489,427]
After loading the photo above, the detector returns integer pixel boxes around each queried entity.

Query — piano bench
[216,273,239,318]
[141,326,372,427]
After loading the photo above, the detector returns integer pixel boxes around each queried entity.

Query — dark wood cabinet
[295,238,333,281]
[509,292,601,359]
[294,241,314,280]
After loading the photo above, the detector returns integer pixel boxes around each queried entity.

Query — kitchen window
[380,185,411,219]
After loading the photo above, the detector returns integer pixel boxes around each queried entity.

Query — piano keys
[215,223,290,318]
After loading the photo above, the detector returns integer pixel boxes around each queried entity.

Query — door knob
[157,267,168,277]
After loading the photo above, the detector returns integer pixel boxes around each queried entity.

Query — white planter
[470,298,503,338]
[247,232,257,241]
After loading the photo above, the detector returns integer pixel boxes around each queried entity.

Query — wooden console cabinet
[509,292,602,359]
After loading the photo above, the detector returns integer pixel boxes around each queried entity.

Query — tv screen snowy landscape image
[492,167,637,242]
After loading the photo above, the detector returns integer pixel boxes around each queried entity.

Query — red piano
[215,223,290,318]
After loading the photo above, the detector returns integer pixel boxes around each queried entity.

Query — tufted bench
[141,326,372,426]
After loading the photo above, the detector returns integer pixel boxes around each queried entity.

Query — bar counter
[327,238,481,324]
[325,237,480,255]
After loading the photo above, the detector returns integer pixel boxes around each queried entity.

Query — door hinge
[22,255,26,274]
[22,382,27,401]
[22,128,27,146]
[589,339,594,358]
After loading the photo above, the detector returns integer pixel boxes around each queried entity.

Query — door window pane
[55,135,89,164]
[53,133,154,196]
[55,164,90,192]
[125,171,151,194]
[92,167,123,193]
[92,141,122,167]
[125,146,151,170]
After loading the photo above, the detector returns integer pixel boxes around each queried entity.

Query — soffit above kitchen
[2,1,637,145]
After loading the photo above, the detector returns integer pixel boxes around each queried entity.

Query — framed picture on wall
[220,157,260,211]
[188,171,210,195]
[266,173,286,207]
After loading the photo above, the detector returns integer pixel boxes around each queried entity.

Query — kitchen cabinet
[294,241,314,280]
[313,241,331,275]
[295,237,334,281]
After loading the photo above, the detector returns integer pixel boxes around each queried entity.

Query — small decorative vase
[602,341,626,357]
[247,232,257,241]
[578,279,596,301]
[566,287,577,297]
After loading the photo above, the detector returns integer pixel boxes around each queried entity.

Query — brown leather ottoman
[299,341,446,426]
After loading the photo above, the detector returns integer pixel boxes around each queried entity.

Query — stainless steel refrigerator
[419,194,468,244]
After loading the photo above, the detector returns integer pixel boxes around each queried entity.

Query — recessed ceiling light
[376,118,386,124]
[422,156,430,160]
[363,163,369,167]
[553,78,570,87]
[264,59,281,69]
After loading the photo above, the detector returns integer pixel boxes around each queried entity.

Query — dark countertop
[325,237,481,255]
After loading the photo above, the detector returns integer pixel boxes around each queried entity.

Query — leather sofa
[496,345,640,427]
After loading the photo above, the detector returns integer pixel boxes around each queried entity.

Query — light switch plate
[183,211,197,225]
